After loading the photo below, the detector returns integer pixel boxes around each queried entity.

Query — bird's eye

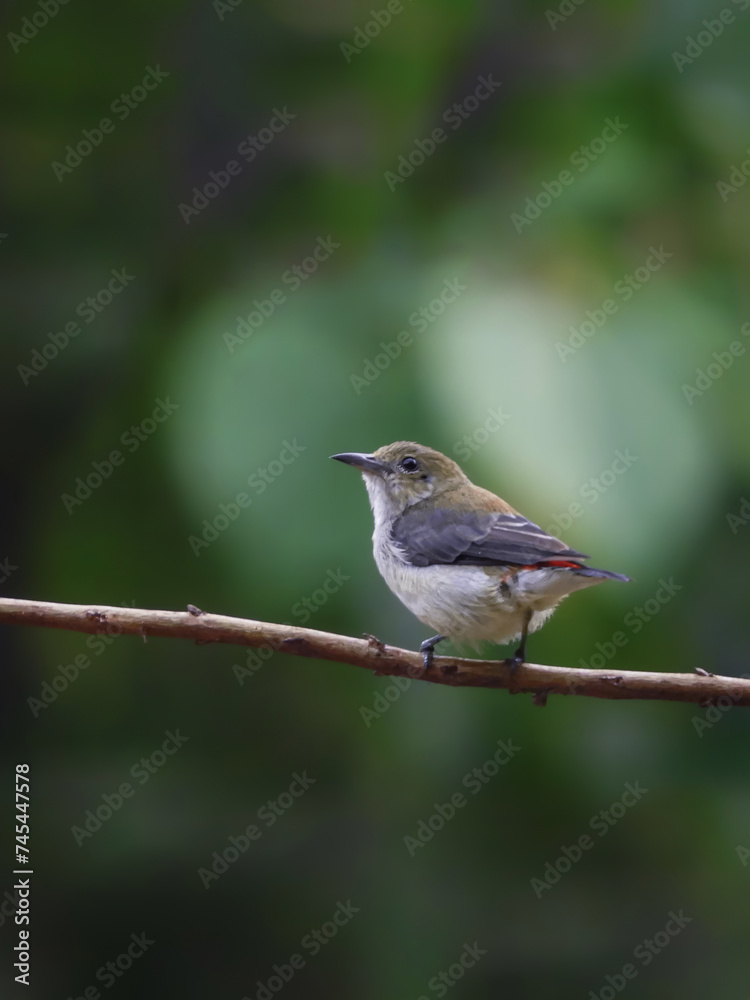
[399,456,420,473]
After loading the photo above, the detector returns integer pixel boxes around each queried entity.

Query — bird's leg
[506,611,532,675]
[420,634,446,670]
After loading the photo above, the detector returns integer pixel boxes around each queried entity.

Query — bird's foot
[503,652,524,673]
[419,634,446,672]
[504,646,526,670]
[503,644,527,692]
[505,612,531,686]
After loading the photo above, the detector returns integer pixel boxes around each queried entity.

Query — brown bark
[0,596,745,707]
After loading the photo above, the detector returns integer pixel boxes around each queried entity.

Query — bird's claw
[419,634,446,672]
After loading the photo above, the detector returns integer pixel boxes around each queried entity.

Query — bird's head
[331,441,470,521]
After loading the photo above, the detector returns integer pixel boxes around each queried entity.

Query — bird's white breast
[371,522,526,642]
[370,521,600,645]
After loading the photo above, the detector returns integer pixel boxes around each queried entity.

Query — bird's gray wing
[390,507,588,568]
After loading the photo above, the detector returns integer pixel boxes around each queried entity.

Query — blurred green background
[3,0,750,996]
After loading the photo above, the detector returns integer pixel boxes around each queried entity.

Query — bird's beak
[330,452,389,475]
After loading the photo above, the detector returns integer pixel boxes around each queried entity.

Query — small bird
[331,442,629,670]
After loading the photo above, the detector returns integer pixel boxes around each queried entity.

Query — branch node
[363,633,387,655]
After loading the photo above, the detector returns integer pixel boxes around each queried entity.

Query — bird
[331,441,629,670]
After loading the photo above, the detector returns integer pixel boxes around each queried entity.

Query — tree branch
[0,595,745,708]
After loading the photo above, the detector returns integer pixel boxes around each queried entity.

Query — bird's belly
[372,533,602,643]
[374,555,535,643]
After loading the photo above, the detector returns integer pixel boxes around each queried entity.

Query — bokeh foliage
[3,0,750,996]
